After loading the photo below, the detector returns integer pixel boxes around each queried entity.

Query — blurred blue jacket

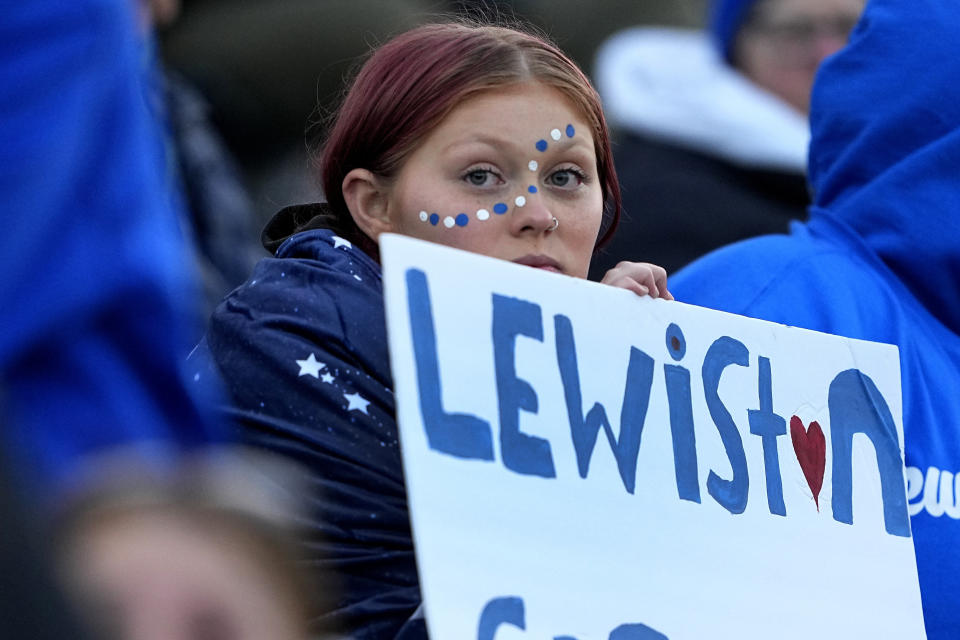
[0,0,222,498]
[673,0,960,636]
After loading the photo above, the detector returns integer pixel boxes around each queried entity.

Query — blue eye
[546,168,586,189]
[466,170,488,186]
[463,167,502,187]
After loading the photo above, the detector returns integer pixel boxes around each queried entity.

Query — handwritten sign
[380,234,926,639]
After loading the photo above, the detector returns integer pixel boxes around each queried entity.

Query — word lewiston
[405,269,910,537]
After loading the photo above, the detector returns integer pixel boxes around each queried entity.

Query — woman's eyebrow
[545,137,594,153]
[440,133,515,155]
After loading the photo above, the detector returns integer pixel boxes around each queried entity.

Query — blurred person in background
[672,0,960,635]
[0,0,273,635]
[2,4,327,639]
[56,451,317,640]
[588,0,864,277]
[0,0,223,502]
[143,0,264,322]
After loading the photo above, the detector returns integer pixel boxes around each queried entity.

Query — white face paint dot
[528,160,538,171]
[419,211,428,222]
[515,196,526,207]
[443,216,456,228]
[550,128,562,141]
[476,208,490,221]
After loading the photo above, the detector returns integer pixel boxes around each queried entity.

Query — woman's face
[382,82,603,279]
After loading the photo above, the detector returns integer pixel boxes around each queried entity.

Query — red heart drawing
[790,416,826,511]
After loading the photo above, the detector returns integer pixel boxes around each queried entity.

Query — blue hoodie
[672,0,960,636]
[1,0,220,497]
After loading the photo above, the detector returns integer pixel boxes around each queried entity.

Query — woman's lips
[512,254,563,273]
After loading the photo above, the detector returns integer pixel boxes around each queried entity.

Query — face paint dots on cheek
[421,210,474,228]
[515,196,526,207]
[566,124,575,138]
[535,139,548,152]
[550,128,562,141]
[493,202,509,215]
[528,185,537,194]
[528,160,538,171]
[476,208,490,221]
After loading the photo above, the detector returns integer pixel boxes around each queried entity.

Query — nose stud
[547,217,559,232]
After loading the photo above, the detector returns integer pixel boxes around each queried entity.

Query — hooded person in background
[0,0,223,499]
[1,7,326,639]
[588,0,863,277]
[672,0,960,636]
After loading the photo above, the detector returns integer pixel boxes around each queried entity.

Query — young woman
[191,21,671,638]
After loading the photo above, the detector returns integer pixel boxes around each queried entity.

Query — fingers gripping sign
[601,262,673,300]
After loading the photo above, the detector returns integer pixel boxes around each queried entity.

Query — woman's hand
[600,261,673,300]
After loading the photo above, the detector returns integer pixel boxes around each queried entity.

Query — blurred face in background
[734,0,866,113]
[136,0,181,30]
[61,508,308,640]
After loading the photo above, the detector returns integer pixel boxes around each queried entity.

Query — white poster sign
[381,234,925,640]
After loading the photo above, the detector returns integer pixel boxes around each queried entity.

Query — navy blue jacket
[673,0,960,636]
[191,215,426,638]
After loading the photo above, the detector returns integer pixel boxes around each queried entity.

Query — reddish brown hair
[318,21,621,248]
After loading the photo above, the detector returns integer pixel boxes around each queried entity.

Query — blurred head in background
[710,0,865,113]
[138,0,180,29]
[55,452,316,640]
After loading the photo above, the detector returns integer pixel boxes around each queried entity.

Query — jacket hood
[595,27,808,172]
[807,0,960,333]
[708,0,760,63]
[260,202,379,262]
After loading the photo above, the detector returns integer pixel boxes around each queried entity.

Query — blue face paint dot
[429,213,439,226]
[665,322,686,361]
[528,185,538,193]
[566,124,575,138]
[493,202,508,214]
[455,213,469,227]
[535,139,548,152]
